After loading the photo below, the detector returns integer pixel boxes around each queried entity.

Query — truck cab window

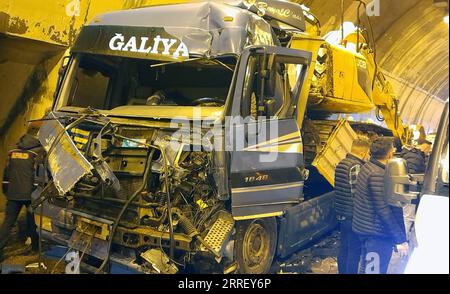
[240,55,305,120]
[240,55,284,119]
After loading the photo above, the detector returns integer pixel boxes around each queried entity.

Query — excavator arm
[373,70,412,145]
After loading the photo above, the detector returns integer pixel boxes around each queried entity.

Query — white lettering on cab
[108,33,189,58]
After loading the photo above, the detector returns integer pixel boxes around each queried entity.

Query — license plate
[76,217,110,241]
[68,230,109,260]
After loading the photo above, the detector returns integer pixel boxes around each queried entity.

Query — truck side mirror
[385,158,420,207]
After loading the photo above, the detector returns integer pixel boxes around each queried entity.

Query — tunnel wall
[0,0,193,212]
[0,49,62,211]
[386,71,445,133]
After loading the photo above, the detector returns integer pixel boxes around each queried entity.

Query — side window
[240,54,306,120]
[241,55,258,120]
[284,62,305,117]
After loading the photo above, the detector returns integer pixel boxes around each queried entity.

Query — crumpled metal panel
[92,129,121,192]
[38,114,94,195]
[72,1,274,59]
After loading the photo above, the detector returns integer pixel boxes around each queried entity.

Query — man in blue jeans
[352,137,409,274]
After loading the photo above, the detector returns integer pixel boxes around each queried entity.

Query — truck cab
[34,0,337,274]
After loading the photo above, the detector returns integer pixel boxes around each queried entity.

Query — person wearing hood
[0,129,43,260]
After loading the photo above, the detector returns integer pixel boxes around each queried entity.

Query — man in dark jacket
[0,132,43,260]
[353,137,409,274]
[335,137,371,274]
[400,142,428,240]
[400,146,427,174]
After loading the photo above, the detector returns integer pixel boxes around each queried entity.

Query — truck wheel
[234,217,277,274]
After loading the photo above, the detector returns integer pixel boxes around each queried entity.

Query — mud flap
[68,230,109,260]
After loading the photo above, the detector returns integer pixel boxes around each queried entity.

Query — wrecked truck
[34,1,337,274]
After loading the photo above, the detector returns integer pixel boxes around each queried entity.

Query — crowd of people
[335,130,432,274]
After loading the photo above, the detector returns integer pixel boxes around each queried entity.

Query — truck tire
[234,217,277,274]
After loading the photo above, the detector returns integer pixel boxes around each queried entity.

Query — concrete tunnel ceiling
[0,0,448,134]
[295,0,449,127]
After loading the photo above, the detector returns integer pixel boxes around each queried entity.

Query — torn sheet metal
[72,1,274,59]
[92,127,121,192]
[141,249,178,274]
[93,160,121,192]
[38,114,94,195]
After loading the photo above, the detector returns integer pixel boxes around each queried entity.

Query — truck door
[226,46,312,220]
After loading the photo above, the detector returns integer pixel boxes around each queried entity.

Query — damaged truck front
[34,1,336,274]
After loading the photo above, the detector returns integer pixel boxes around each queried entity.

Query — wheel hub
[243,222,270,267]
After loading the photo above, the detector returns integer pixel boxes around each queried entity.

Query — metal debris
[38,113,94,195]
[277,230,340,274]
[141,249,178,274]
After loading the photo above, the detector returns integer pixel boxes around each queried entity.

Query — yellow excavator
[282,7,412,185]
[295,20,409,141]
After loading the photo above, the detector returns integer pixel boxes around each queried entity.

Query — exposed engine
[38,114,234,274]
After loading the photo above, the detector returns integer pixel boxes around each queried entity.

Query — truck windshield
[56,53,235,111]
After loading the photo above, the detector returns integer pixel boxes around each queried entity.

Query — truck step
[201,211,234,261]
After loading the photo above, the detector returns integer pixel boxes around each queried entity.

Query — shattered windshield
[56,53,236,112]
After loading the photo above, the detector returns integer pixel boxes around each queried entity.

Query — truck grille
[69,128,91,151]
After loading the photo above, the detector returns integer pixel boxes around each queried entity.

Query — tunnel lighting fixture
[433,0,449,8]
[444,15,449,24]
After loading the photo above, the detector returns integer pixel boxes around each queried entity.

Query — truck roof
[72,0,305,60]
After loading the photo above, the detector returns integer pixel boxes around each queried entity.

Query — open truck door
[225,46,312,273]
[227,46,311,220]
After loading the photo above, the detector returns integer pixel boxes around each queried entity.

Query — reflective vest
[5,149,37,201]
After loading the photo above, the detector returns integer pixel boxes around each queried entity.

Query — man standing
[400,139,428,236]
[335,137,371,274]
[353,137,408,274]
[0,131,43,261]
[400,142,427,175]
